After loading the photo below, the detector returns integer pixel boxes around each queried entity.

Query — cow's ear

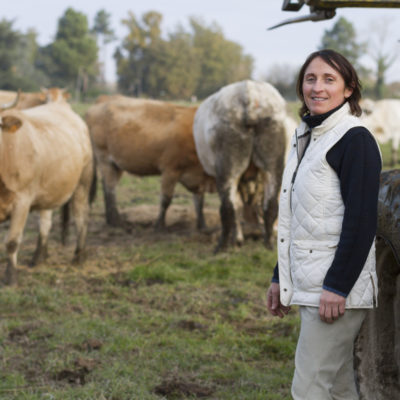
[0,116,22,133]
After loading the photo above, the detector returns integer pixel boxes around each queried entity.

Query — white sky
[2,1,400,83]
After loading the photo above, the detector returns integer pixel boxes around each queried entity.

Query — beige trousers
[291,306,367,400]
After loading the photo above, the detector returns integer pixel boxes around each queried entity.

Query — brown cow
[0,99,93,285]
[85,96,215,230]
[0,88,70,110]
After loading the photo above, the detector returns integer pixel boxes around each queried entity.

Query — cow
[193,80,288,252]
[94,94,126,104]
[360,98,400,166]
[0,98,93,285]
[85,96,215,230]
[283,114,298,162]
[0,88,70,110]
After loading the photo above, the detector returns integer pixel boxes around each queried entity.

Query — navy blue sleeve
[323,127,382,297]
[272,261,279,283]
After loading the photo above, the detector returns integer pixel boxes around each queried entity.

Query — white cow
[193,80,287,252]
[360,98,400,166]
[283,114,298,162]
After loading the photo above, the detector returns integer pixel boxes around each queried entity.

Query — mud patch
[176,319,208,332]
[154,373,214,398]
[8,321,41,341]
[80,338,103,352]
[53,357,98,386]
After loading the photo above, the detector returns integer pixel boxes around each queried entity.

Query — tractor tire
[355,169,400,399]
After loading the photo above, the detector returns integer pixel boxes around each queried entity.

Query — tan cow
[0,99,93,285]
[0,88,70,110]
[85,96,215,230]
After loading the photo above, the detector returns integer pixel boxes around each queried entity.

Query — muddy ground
[0,179,265,280]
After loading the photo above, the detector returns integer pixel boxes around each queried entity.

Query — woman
[266,49,381,400]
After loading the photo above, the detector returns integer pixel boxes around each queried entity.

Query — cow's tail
[61,202,70,246]
[61,157,97,246]
[89,156,97,206]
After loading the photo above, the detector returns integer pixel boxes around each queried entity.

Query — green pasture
[0,241,297,400]
[0,153,297,400]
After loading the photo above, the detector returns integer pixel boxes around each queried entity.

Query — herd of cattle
[0,82,399,285]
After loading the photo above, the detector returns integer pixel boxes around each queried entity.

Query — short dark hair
[296,49,362,117]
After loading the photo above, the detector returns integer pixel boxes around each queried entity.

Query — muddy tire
[355,169,400,399]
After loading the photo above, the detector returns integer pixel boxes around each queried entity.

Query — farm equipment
[270,0,400,29]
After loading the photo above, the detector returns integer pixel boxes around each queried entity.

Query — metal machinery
[270,0,400,29]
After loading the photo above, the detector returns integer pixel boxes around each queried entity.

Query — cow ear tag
[1,116,22,133]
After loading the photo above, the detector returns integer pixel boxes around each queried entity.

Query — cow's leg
[31,210,52,266]
[71,164,92,264]
[3,200,30,285]
[231,179,245,245]
[214,175,242,253]
[193,193,207,230]
[97,153,123,226]
[262,171,279,250]
[154,170,180,230]
[251,121,285,250]
[213,135,253,253]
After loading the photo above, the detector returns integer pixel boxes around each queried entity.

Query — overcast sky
[2,1,400,83]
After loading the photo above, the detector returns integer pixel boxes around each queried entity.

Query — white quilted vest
[277,103,378,308]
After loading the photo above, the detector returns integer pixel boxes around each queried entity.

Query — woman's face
[302,56,353,116]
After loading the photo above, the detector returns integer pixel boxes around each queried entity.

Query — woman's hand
[319,289,346,324]
[266,282,291,318]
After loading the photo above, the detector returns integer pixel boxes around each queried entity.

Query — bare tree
[263,63,299,101]
[92,9,116,84]
[366,17,398,99]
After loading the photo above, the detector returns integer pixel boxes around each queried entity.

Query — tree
[92,9,115,84]
[115,12,253,100]
[147,28,201,99]
[0,19,25,89]
[366,17,397,99]
[190,17,253,99]
[0,19,48,90]
[115,10,163,96]
[39,8,98,98]
[319,17,366,71]
[264,63,299,101]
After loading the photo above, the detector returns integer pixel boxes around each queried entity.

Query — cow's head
[41,87,70,103]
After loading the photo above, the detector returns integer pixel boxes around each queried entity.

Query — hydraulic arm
[269,0,400,29]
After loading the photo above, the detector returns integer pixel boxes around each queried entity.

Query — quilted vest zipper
[290,130,311,211]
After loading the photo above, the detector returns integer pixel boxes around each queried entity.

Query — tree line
[0,8,398,101]
[0,8,252,101]
[266,17,399,101]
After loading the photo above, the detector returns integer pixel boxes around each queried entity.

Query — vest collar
[297,102,352,138]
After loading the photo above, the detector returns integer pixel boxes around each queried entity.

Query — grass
[0,239,298,399]
[0,159,297,399]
